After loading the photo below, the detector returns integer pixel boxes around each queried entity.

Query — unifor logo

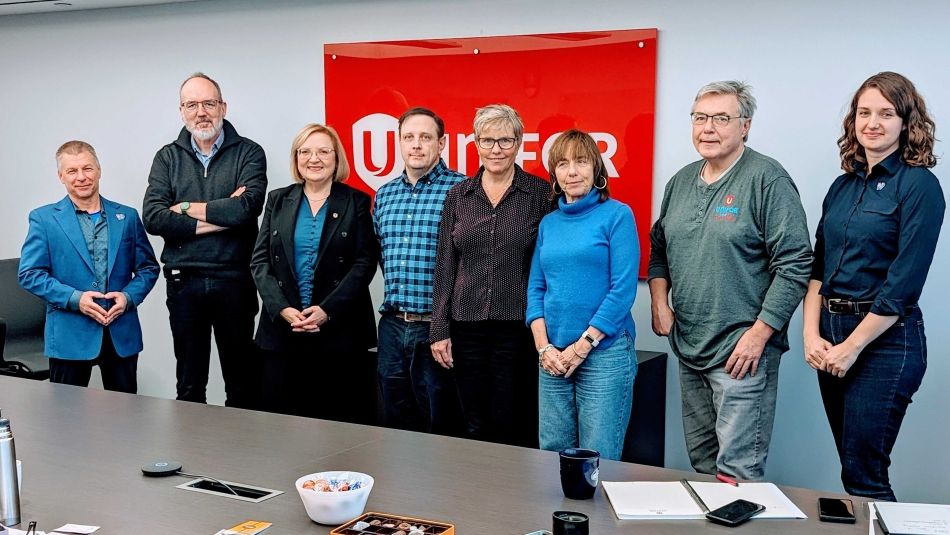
[352,113,405,191]
[352,113,620,191]
[724,193,735,206]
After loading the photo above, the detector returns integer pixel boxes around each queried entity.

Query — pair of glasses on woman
[297,147,335,160]
[476,137,518,150]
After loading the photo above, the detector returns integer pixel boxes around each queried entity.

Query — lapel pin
[116,213,125,220]
[876,182,886,191]
[332,212,339,219]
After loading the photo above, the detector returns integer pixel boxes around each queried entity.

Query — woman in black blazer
[251,123,378,422]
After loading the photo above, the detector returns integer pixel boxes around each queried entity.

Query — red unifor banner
[325,29,658,277]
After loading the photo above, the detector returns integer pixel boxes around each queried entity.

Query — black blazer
[250,181,379,352]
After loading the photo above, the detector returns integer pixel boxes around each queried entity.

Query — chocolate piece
[393,531,407,535]
[397,523,412,530]
[369,519,382,526]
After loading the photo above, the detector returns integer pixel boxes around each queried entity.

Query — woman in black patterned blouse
[430,104,551,447]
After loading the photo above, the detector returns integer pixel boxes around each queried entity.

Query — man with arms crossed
[143,73,267,407]
[374,107,464,434]
[648,81,812,480]
[20,140,159,392]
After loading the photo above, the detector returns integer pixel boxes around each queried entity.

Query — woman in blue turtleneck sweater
[526,129,639,460]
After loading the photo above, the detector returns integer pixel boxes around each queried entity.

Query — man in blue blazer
[18,140,159,392]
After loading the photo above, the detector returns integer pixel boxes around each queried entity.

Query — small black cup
[558,448,599,500]
[553,510,589,535]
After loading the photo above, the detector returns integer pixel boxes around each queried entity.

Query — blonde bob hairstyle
[289,123,350,183]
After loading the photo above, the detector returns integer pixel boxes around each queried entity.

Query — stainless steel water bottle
[0,409,20,527]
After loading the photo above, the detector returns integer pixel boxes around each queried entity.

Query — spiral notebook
[601,480,807,520]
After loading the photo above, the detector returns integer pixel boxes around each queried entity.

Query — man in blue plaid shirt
[373,107,465,434]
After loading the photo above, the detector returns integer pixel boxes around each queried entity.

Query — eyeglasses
[555,158,593,171]
[476,137,517,150]
[297,147,335,160]
[690,112,745,127]
[181,100,222,112]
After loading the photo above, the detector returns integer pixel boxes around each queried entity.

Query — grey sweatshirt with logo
[648,147,813,370]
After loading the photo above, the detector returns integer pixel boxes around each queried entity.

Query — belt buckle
[826,298,850,314]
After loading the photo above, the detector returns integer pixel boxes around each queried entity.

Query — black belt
[822,297,874,315]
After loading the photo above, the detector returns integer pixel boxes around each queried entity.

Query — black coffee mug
[553,510,589,535]
[558,448,600,500]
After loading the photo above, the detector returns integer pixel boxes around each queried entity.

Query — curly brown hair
[838,72,937,173]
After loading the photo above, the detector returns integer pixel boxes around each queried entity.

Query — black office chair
[0,257,51,380]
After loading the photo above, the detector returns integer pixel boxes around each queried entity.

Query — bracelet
[572,342,589,360]
[537,344,555,359]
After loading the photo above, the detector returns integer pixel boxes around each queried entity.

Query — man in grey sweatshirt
[648,81,812,480]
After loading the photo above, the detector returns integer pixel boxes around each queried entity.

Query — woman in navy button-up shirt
[802,72,945,500]
[251,124,379,423]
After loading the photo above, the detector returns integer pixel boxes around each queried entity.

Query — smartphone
[818,497,856,523]
[705,499,766,527]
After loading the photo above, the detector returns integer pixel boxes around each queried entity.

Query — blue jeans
[539,332,636,461]
[679,345,781,480]
[818,306,926,501]
[377,314,462,434]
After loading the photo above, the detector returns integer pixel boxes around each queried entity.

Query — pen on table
[680,479,710,513]
[716,472,739,487]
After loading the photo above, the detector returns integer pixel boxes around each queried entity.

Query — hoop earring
[594,175,608,190]
[552,181,563,195]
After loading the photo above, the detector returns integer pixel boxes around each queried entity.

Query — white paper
[51,526,99,535]
[602,480,807,520]
[874,502,950,535]
[602,481,706,519]
[870,503,880,535]
[689,481,808,519]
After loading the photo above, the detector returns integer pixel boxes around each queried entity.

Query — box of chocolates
[330,512,455,535]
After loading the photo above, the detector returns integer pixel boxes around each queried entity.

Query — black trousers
[451,320,538,448]
[259,331,376,425]
[166,271,259,408]
[49,330,138,393]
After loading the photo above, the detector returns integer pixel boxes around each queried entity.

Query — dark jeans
[166,271,259,408]
[259,332,375,424]
[377,313,462,435]
[818,306,927,501]
[451,320,538,448]
[49,330,138,393]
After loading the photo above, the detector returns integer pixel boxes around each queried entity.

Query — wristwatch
[180,201,190,216]
[582,330,599,348]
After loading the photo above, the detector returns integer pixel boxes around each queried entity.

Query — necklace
[483,178,512,207]
[305,193,330,203]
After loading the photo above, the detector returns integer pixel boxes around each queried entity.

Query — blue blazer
[18,196,160,360]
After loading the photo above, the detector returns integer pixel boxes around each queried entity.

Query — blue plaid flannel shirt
[373,159,466,314]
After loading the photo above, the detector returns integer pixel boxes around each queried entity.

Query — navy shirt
[812,150,945,316]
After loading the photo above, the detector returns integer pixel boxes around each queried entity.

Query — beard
[187,116,223,141]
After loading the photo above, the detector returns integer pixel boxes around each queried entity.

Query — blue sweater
[526,189,639,349]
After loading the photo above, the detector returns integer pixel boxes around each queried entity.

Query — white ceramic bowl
[295,471,374,525]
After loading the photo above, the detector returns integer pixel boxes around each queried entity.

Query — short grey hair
[473,104,524,141]
[180,72,223,101]
[694,80,756,119]
[56,140,100,170]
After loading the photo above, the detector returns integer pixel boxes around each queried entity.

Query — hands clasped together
[280,305,329,333]
[539,342,590,379]
[804,333,859,378]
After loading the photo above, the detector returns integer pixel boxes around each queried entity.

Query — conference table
[0,376,876,534]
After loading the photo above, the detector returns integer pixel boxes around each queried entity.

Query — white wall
[1,0,947,503]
